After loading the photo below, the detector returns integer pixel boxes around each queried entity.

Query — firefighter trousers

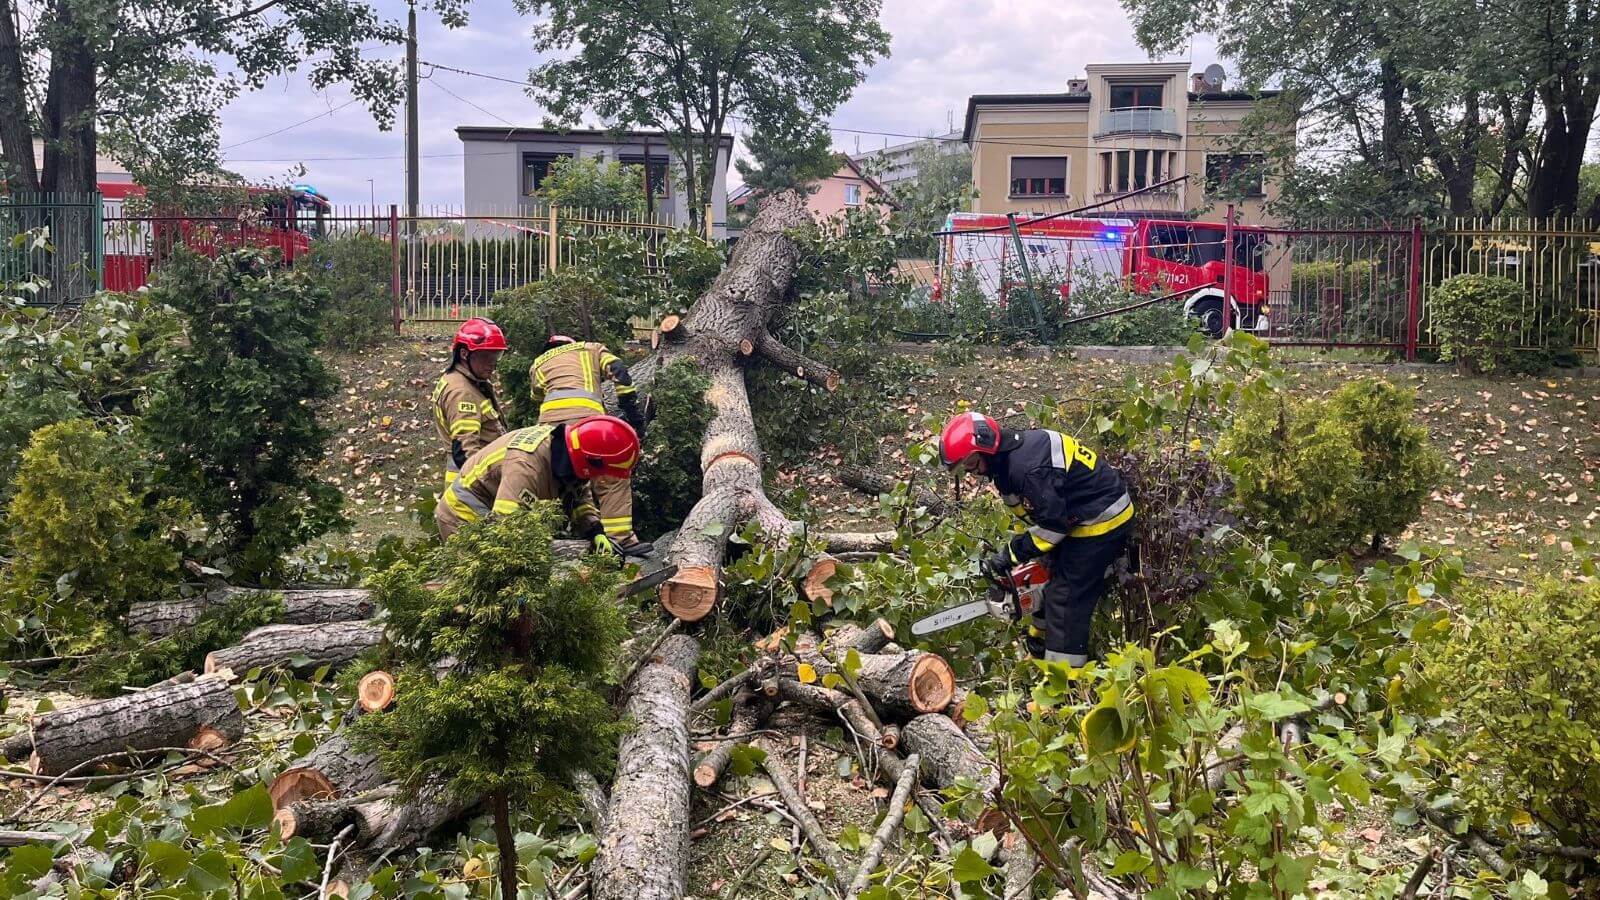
[1030,519,1133,659]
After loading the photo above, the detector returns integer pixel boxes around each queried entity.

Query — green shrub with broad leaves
[0,420,190,655]
[141,247,345,581]
[300,231,394,350]
[1220,376,1442,557]
[1422,578,1600,847]
[353,505,627,899]
[1429,274,1524,374]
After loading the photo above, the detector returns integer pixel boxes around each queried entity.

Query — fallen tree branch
[846,752,919,897]
[26,673,243,776]
[127,587,375,637]
[835,466,949,516]
[693,692,774,789]
[752,331,840,391]
[721,847,775,900]
[756,736,849,891]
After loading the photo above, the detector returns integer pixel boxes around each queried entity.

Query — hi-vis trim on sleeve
[1043,429,1097,471]
[1045,430,1068,468]
[492,498,522,515]
[450,418,481,437]
[445,481,491,521]
[1069,491,1133,537]
[1028,523,1068,552]
[600,516,632,536]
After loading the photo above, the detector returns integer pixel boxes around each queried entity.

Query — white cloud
[214,0,1223,205]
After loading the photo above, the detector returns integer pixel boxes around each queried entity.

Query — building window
[1205,153,1266,197]
[1109,83,1164,109]
[844,183,862,206]
[1009,156,1067,198]
[619,154,670,198]
[521,152,571,196]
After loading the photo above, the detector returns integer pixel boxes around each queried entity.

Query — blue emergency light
[1101,229,1121,241]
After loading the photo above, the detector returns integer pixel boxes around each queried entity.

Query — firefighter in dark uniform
[939,411,1134,666]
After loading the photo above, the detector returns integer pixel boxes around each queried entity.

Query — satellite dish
[1202,63,1227,90]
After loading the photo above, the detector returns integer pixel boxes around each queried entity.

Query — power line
[221,96,363,150]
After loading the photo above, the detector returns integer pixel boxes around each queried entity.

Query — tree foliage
[630,360,712,537]
[1429,273,1526,374]
[141,247,344,581]
[536,155,649,214]
[878,142,973,259]
[734,123,840,199]
[521,0,889,232]
[0,420,189,655]
[300,232,395,351]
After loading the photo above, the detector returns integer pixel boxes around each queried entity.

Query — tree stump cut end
[692,763,721,789]
[660,566,719,622]
[269,767,337,812]
[273,807,299,840]
[907,654,957,714]
[358,671,396,713]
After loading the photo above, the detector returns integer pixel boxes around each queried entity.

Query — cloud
[214,0,1223,205]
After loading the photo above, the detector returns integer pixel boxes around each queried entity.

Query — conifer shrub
[300,231,394,350]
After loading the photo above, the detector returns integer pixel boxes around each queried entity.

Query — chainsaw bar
[910,599,992,636]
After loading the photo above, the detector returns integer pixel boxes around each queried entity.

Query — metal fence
[0,192,102,303]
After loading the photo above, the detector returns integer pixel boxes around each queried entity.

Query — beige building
[962,62,1287,224]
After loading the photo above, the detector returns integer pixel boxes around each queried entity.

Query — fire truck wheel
[1189,298,1230,338]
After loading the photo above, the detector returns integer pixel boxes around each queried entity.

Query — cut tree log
[692,692,774,789]
[2,730,32,763]
[780,633,956,722]
[592,633,700,900]
[899,713,998,793]
[27,673,244,776]
[356,671,396,713]
[835,465,950,516]
[275,781,471,851]
[203,621,384,676]
[268,730,387,811]
[826,619,896,656]
[800,555,839,606]
[818,531,899,555]
[626,190,819,624]
[126,587,376,637]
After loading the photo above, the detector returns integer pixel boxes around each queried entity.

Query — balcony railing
[1097,106,1180,137]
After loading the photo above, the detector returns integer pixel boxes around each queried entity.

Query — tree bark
[0,0,39,192]
[818,531,899,554]
[826,619,896,656]
[898,714,998,793]
[268,730,387,811]
[275,780,471,851]
[203,621,384,676]
[846,753,919,897]
[779,634,955,722]
[126,587,376,637]
[836,466,949,516]
[755,735,849,891]
[592,633,700,900]
[633,190,817,623]
[2,730,32,763]
[27,673,244,775]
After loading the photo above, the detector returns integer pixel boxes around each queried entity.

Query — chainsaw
[910,556,1050,636]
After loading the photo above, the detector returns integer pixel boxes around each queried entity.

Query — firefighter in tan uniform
[529,335,648,551]
[431,318,508,486]
[435,416,652,559]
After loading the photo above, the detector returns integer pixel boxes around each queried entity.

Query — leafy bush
[353,506,628,895]
[537,155,648,214]
[0,420,189,655]
[1326,379,1445,552]
[631,360,712,537]
[1429,274,1524,374]
[74,590,284,696]
[300,232,394,350]
[1059,271,1201,346]
[0,291,180,512]
[141,247,345,581]
[1422,578,1600,846]
[1218,392,1363,557]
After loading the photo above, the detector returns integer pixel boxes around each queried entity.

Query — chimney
[1191,73,1206,93]
[1067,78,1087,94]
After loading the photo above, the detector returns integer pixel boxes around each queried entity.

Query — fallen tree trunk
[817,531,899,555]
[27,673,244,776]
[781,634,956,722]
[846,753,919,897]
[592,633,700,900]
[836,465,949,516]
[629,190,820,624]
[826,619,896,656]
[2,730,32,763]
[899,713,998,793]
[268,730,387,811]
[275,780,471,851]
[203,621,384,676]
[126,587,376,637]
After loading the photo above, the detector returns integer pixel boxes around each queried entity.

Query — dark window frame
[1108,83,1164,109]
[1008,156,1069,198]
[618,153,671,198]
[521,152,573,197]
[1204,153,1267,198]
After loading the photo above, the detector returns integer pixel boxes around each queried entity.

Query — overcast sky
[216,0,1219,208]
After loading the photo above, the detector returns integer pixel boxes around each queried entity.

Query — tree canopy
[520,0,890,231]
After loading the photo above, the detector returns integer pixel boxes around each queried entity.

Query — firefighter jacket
[529,341,642,427]
[437,425,626,538]
[988,428,1133,564]
[432,368,506,483]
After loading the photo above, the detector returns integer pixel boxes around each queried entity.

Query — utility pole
[404,0,419,232]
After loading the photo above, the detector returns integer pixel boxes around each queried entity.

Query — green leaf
[728,743,768,777]
[188,849,232,892]
[963,692,989,721]
[950,846,999,882]
[1244,691,1312,720]
[1080,705,1136,756]
[222,783,275,830]
[842,648,863,679]
[277,838,319,882]
[5,843,57,879]
[143,840,192,881]
[1108,850,1151,877]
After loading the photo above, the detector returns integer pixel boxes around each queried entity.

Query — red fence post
[389,204,402,334]
[1405,216,1422,361]
[1222,203,1236,335]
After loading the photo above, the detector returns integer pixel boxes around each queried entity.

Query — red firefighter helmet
[453,317,508,354]
[939,411,1002,468]
[566,415,640,480]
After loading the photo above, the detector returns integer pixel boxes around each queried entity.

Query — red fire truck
[936,213,1270,336]
[101,182,331,292]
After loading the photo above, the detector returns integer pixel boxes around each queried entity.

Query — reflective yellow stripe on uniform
[450,418,481,436]
[492,499,522,515]
[1070,492,1134,537]
[600,516,632,536]
[445,481,490,522]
